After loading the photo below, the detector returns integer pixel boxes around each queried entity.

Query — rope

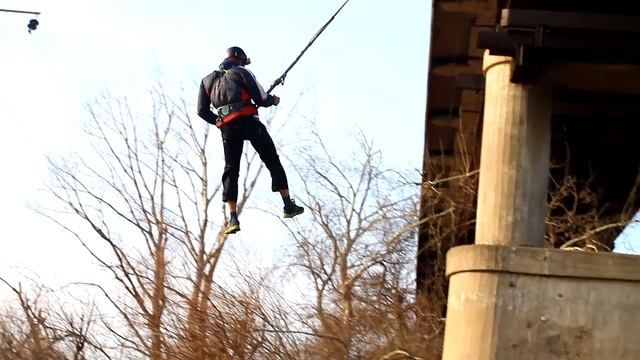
[267,0,352,94]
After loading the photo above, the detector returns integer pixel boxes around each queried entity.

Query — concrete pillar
[475,51,551,247]
[442,245,640,360]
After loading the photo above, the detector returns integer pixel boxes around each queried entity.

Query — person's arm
[239,68,279,107]
[197,77,219,125]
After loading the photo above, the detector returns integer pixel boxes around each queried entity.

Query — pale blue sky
[0,0,431,291]
[613,210,640,254]
[1,0,638,304]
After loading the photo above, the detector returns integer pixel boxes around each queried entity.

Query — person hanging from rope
[197,46,304,234]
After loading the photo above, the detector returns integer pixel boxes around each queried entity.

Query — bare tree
[546,160,640,251]
[418,154,479,316]
[280,128,440,359]
[42,86,280,359]
[0,277,106,359]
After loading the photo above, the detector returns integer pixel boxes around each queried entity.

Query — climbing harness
[217,101,252,117]
[267,0,352,94]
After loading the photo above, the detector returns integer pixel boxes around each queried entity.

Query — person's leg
[247,118,303,218]
[228,201,238,213]
[221,125,244,233]
[277,188,303,217]
[224,200,240,234]
[247,119,289,191]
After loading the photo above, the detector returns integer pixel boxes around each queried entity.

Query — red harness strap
[215,88,258,128]
[216,105,258,128]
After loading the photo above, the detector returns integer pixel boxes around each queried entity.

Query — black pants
[220,116,289,202]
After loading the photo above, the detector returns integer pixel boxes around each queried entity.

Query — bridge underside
[418,0,640,303]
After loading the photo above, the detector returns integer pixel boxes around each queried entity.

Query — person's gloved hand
[272,95,280,106]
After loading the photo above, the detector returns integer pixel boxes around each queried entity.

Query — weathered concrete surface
[475,52,551,247]
[442,245,640,360]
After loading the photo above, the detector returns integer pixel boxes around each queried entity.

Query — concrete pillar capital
[482,50,512,76]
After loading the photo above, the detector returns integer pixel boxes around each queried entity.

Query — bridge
[419,1,640,358]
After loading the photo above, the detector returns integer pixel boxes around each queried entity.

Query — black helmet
[226,46,251,65]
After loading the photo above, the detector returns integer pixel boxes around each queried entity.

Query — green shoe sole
[283,207,304,219]
[224,223,241,234]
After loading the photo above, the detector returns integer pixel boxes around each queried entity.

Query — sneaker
[224,219,240,234]
[283,200,304,218]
